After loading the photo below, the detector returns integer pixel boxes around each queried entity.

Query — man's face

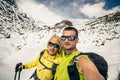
[61,30,78,50]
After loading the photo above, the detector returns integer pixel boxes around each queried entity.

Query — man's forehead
[63,30,75,34]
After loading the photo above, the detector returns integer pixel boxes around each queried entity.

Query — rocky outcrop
[0,0,44,39]
[0,0,120,47]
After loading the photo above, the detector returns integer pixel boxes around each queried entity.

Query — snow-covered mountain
[0,0,120,80]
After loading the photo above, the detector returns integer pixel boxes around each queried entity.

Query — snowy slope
[0,0,120,80]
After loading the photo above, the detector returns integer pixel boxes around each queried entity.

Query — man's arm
[77,56,103,80]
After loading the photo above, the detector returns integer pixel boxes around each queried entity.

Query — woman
[18,35,64,80]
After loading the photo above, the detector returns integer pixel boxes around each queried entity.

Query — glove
[15,62,23,72]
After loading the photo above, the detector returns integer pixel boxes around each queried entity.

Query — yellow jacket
[24,49,64,80]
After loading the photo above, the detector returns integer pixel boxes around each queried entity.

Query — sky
[16,0,120,25]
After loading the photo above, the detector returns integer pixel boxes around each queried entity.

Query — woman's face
[47,38,59,56]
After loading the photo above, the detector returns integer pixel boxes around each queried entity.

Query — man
[54,27,103,80]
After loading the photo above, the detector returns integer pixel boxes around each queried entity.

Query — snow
[0,21,120,80]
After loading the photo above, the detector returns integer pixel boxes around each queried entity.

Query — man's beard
[65,46,75,50]
[64,43,75,50]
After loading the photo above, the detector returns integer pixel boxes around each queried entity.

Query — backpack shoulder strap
[73,52,86,63]
[67,52,83,80]
[29,50,46,80]
[39,49,45,59]
[38,49,58,76]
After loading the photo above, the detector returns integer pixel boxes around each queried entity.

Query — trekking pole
[18,63,22,80]
[14,71,17,80]
[18,70,21,80]
[14,63,22,80]
[14,63,19,80]
[14,69,21,80]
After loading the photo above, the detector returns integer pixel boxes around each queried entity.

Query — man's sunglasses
[61,36,77,41]
[48,42,59,48]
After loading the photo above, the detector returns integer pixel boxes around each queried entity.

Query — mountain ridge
[0,0,120,48]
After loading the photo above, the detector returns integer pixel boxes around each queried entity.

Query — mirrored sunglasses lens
[68,36,75,41]
[61,36,76,41]
[48,42,53,46]
[61,36,66,41]
[54,44,59,48]
[48,42,59,48]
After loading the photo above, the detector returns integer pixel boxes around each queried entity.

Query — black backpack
[68,52,108,80]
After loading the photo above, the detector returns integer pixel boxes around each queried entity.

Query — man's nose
[64,38,69,42]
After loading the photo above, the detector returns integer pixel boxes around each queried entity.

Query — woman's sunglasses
[61,36,77,41]
[48,42,59,48]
